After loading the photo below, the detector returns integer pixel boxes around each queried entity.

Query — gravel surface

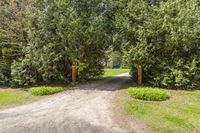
[0,73,130,133]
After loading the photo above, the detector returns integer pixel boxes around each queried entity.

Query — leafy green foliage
[29,86,64,96]
[128,87,169,101]
[0,0,31,85]
[11,43,67,86]
[0,48,12,85]
[107,50,122,68]
[11,0,113,85]
[118,0,200,88]
[0,63,10,85]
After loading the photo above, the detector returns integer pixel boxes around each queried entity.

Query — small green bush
[128,87,169,101]
[29,86,64,96]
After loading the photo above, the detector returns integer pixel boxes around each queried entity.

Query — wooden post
[72,62,76,82]
[138,64,142,85]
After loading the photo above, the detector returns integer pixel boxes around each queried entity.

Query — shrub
[29,86,64,96]
[128,87,169,101]
[0,63,11,85]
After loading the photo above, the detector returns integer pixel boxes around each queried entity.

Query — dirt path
[0,73,131,133]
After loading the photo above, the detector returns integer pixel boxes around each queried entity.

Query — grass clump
[128,87,169,101]
[29,86,64,96]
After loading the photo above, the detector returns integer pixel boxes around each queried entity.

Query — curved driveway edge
[0,73,130,133]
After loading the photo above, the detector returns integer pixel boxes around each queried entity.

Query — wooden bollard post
[138,64,142,85]
[72,62,76,82]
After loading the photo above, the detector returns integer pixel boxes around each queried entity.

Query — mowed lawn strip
[116,89,200,133]
[103,68,129,78]
[0,89,37,108]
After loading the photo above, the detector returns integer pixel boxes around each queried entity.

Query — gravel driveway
[0,73,130,133]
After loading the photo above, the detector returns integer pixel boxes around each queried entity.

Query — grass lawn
[0,89,37,108]
[103,68,129,78]
[115,88,200,133]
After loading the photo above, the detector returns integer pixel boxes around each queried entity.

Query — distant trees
[107,50,122,68]
[107,50,128,68]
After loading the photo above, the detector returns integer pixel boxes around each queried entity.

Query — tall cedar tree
[119,0,200,88]
[11,0,114,85]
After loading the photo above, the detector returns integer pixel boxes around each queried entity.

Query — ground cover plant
[0,89,36,107]
[128,87,169,101]
[29,86,64,96]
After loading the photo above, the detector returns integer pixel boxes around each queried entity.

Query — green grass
[103,68,129,78]
[0,89,36,108]
[128,87,169,101]
[123,89,200,133]
[29,86,64,96]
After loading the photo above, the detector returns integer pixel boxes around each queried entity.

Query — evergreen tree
[119,0,200,88]
[0,0,30,85]
[11,0,114,85]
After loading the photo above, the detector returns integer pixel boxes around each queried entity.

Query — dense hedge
[9,0,113,86]
[120,0,200,89]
